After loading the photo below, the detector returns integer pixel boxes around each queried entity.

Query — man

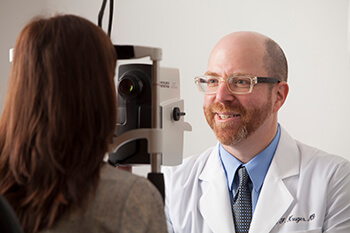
[163,31,350,233]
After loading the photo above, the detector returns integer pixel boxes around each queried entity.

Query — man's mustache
[209,102,246,115]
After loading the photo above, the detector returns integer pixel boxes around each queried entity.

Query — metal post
[151,60,162,173]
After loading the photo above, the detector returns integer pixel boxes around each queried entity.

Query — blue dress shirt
[219,124,281,213]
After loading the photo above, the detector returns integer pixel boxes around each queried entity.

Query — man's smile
[215,112,241,120]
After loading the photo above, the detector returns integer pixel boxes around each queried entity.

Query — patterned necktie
[232,166,252,233]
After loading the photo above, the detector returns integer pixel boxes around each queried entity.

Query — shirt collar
[219,124,281,192]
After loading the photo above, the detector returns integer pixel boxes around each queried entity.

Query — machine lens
[118,75,143,99]
[119,79,134,95]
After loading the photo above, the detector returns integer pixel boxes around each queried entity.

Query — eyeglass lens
[198,77,252,93]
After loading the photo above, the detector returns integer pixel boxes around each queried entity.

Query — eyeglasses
[194,75,281,95]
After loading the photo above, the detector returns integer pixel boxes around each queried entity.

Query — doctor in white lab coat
[163,31,350,233]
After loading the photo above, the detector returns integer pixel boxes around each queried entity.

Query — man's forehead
[207,41,267,77]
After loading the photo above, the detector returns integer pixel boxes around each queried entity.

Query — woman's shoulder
[99,164,157,196]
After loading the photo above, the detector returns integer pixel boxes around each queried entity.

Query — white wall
[2,0,349,175]
[0,0,48,112]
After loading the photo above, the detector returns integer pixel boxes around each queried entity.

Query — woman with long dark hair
[0,14,167,233]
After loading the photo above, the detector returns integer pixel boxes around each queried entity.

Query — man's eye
[207,79,219,84]
[233,78,250,86]
[237,79,247,84]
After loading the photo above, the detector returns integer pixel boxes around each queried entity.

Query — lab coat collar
[249,127,300,233]
[198,127,299,233]
[198,144,235,233]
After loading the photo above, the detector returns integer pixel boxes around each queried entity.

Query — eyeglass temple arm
[256,77,281,83]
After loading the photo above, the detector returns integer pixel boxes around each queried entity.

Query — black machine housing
[108,63,153,165]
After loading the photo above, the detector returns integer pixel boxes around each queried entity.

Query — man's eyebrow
[204,71,219,76]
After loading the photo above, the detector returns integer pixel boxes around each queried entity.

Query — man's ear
[273,82,289,113]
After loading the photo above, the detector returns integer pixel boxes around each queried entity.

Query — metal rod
[151,60,161,173]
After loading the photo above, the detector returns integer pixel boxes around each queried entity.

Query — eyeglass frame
[194,75,281,95]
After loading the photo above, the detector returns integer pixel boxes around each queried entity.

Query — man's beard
[203,94,272,146]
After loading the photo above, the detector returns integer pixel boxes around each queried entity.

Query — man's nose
[215,81,235,102]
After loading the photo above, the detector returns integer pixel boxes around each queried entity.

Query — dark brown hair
[264,38,288,82]
[0,14,117,232]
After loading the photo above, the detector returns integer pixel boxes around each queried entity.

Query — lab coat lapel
[198,145,235,233]
[249,127,300,233]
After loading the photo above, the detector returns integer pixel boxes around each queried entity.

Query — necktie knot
[237,166,250,187]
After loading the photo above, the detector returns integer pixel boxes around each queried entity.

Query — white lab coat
[163,127,350,233]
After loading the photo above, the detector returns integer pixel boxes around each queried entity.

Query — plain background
[1,0,349,175]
